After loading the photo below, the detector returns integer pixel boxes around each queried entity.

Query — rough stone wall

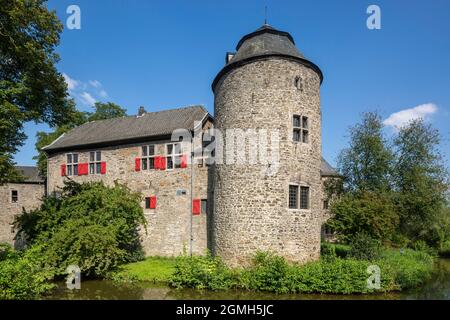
[0,183,45,247]
[47,132,211,257]
[212,58,323,266]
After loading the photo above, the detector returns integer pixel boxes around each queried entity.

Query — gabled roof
[43,105,211,153]
[320,158,340,177]
[14,166,44,183]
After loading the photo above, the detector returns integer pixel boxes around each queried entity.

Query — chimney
[137,106,146,117]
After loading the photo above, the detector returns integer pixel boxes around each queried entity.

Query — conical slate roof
[212,24,323,92]
[231,24,304,64]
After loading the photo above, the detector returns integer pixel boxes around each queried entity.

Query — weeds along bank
[111,247,435,295]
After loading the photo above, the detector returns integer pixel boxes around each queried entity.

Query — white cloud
[383,103,438,129]
[80,92,97,106]
[62,72,109,109]
[99,90,108,98]
[89,80,102,88]
[63,73,79,90]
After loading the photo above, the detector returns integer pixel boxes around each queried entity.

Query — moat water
[45,258,450,300]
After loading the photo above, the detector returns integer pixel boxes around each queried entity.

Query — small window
[201,199,207,214]
[300,186,310,209]
[11,190,18,203]
[166,143,182,169]
[289,185,298,209]
[89,151,102,174]
[294,76,303,91]
[67,153,79,176]
[292,115,309,143]
[141,145,155,170]
[323,200,329,210]
[145,197,151,209]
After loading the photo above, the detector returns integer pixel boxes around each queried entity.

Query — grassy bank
[107,257,176,283]
[112,247,435,294]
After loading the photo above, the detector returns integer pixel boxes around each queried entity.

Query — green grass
[108,256,176,283]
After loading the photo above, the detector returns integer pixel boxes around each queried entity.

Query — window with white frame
[89,151,102,174]
[141,145,155,170]
[288,184,310,210]
[293,115,309,143]
[67,153,79,176]
[166,143,182,169]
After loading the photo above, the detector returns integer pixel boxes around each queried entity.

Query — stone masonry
[0,167,45,247]
[46,124,212,256]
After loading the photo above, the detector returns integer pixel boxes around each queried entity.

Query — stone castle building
[0,25,339,265]
[0,166,45,247]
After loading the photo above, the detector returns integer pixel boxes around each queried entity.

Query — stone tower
[211,25,324,266]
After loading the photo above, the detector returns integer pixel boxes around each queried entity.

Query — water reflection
[46,259,450,300]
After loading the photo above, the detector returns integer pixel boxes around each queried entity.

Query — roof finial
[264,5,268,25]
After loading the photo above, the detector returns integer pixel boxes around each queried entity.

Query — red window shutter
[100,162,106,174]
[135,158,141,171]
[154,156,160,170]
[181,155,187,168]
[150,196,157,209]
[61,164,66,176]
[192,199,201,215]
[79,163,88,176]
[160,157,166,170]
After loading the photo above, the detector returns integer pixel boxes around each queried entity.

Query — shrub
[411,240,437,257]
[349,232,381,261]
[0,244,55,300]
[321,242,350,259]
[169,249,433,294]
[439,239,450,257]
[376,248,434,289]
[240,251,290,293]
[15,181,146,277]
[328,191,399,242]
[170,252,235,290]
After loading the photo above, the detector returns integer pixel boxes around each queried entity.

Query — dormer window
[225,52,236,64]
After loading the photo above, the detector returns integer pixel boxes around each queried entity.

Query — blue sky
[14,0,450,168]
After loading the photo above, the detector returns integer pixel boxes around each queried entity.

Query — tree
[328,191,399,242]
[393,119,449,245]
[0,0,69,184]
[14,181,147,277]
[87,102,127,121]
[338,112,393,193]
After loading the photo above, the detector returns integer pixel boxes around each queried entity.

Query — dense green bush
[377,249,434,289]
[0,244,55,300]
[239,251,290,293]
[349,233,381,260]
[321,242,350,259]
[410,240,437,257]
[170,252,235,290]
[169,249,434,294]
[328,191,399,242]
[15,181,146,277]
[438,239,450,257]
